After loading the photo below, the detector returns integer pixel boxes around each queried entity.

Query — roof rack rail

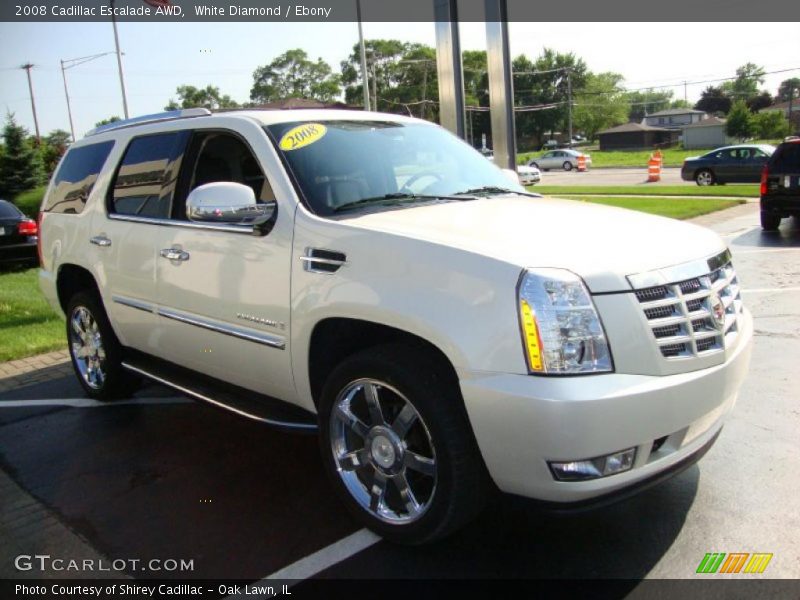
[85,107,211,137]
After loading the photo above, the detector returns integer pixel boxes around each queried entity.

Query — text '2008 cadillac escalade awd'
[38,108,753,544]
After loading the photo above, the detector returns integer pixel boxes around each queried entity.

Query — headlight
[517,268,613,374]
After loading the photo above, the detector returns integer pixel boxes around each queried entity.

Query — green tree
[165,85,239,111]
[752,111,791,139]
[0,113,43,199]
[725,100,756,140]
[722,63,766,101]
[95,116,121,127]
[340,40,408,110]
[251,49,340,104]
[626,89,674,121]
[513,49,588,144]
[573,72,628,141]
[777,78,800,103]
[39,129,72,177]
[746,90,773,112]
[695,86,731,115]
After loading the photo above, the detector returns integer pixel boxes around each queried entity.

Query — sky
[0,21,798,139]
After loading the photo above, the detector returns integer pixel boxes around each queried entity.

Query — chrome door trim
[107,213,256,235]
[157,306,286,350]
[112,295,155,313]
[121,361,315,430]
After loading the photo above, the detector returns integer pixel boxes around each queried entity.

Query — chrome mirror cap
[186,182,275,226]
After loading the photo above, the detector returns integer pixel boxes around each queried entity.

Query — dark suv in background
[760,137,800,231]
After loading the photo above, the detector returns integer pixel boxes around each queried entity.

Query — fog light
[549,448,636,482]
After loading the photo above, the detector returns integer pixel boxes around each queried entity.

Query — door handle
[90,235,112,247]
[160,248,190,261]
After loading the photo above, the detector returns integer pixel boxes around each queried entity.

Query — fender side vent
[301,248,347,274]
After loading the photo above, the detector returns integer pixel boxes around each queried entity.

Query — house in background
[643,108,707,129]
[759,99,800,134]
[597,122,680,150]
[681,116,734,149]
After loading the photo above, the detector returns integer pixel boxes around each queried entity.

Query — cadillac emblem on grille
[710,292,726,330]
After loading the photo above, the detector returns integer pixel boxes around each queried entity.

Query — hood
[342,195,726,293]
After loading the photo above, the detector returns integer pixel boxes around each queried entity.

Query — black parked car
[681,144,775,186]
[760,137,800,231]
[0,199,38,266]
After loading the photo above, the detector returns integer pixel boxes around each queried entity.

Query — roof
[646,108,706,117]
[683,116,727,129]
[598,122,672,134]
[760,99,797,112]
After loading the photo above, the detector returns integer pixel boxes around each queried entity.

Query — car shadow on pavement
[732,216,800,248]
[314,467,699,580]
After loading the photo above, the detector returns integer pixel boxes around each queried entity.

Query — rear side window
[43,141,114,214]
[110,132,188,218]
[770,143,800,172]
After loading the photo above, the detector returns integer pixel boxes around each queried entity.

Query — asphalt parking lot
[1,203,799,587]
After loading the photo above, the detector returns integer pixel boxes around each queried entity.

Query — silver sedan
[528,149,592,171]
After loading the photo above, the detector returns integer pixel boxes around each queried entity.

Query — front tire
[760,211,781,231]
[318,344,490,544]
[695,169,715,186]
[66,291,137,400]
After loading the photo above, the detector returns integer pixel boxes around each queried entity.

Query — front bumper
[458,309,753,502]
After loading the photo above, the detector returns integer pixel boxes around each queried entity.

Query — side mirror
[501,168,520,185]
[186,182,275,229]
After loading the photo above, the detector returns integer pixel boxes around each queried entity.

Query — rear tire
[760,211,781,231]
[562,161,573,171]
[318,343,490,545]
[66,291,138,401]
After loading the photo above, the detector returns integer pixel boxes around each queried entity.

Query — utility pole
[60,60,76,142]
[370,59,378,112]
[421,62,428,120]
[566,68,573,144]
[355,0,370,111]
[109,0,130,118]
[20,63,40,142]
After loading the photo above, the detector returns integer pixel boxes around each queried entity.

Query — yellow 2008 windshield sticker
[279,123,327,151]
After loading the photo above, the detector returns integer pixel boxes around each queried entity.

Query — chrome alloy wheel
[69,306,106,390]
[330,378,437,524]
[696,170,714,186]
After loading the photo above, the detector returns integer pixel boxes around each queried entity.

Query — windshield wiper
[452,186,541,198]
[333,192,474,213]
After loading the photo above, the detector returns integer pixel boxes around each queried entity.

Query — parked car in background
[528,149,592,171]
[760,137,800,230]
[516,163,541,185]
[681,144,775,186]
[0,199,38,267]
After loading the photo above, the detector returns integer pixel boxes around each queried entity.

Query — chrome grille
[634,261,743,360]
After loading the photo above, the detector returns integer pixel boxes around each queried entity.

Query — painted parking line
[0,397,192,409]
[740,287,800,294]
[226,529,381,599]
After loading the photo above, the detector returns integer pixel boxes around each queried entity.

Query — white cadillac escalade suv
[39,108,753,544]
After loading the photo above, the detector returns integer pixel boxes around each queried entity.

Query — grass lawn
[0,267,64,362]
[13,186,47,218]
[559,196,746,220]
[530,184,759,198]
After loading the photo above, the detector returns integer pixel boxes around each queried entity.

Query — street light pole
[566,68,573,144]
[20,63,40,142]
[60,60,76,142]
[109,0,130,118]
[355,0,370,112]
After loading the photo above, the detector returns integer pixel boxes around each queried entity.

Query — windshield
[266,120,525,216]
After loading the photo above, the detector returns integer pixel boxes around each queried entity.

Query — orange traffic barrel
[577,154,587,172]
[647,155,661,182]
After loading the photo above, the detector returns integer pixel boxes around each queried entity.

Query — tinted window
[770,143,800,172]
[0,200,23,219]
[110,132,188,218]
[44,141,114,214]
